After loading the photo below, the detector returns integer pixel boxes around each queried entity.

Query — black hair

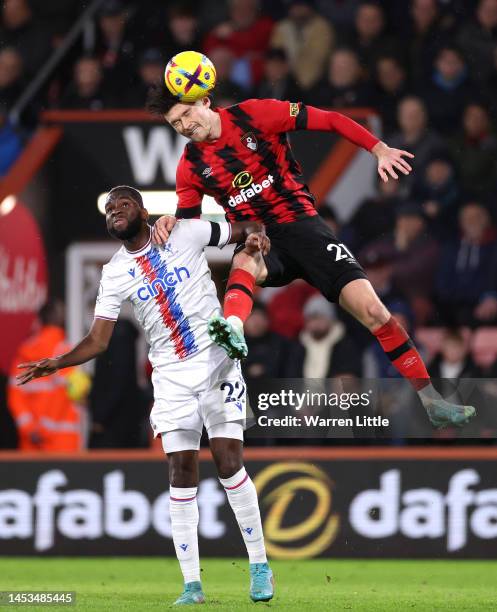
[107,185,144,207]
[146,80,182,117]
[436,44,465,62]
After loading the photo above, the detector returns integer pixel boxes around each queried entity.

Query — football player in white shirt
[16,185,274,605]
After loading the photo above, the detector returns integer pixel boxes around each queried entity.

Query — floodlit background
[0,0,496,575]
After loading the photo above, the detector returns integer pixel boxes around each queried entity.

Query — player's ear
[202,96,211,108]
[141,207,149,222]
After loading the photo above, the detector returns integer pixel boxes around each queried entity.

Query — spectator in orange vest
[8,299,89,451]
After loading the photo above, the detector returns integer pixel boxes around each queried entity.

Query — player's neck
[206,111,222,141]
[123,225,151,253]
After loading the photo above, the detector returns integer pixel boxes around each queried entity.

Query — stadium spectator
[359,242,406,307]
[162,2,203,62]
[203,0,274,89]
[364,203,438,324]
[343,176,402,251]
[208,46,246,106]
[448,103,497,198]
[309,48,373,108]
[242,302,301,380]
[406,0,453,86]
[420,46,472,136]
[265,280,318,339]
[411,155,461,239]
[0,0,51,78]
[435,201,497,325]
[253,48,303,101]
[0,111,22,175]
[7,299,88,451]
[269,0,334,91]
[372,55,410,136]
[473,241,497,322]
[314,0,362,29]
[125,47,164,108]
[457,0,497,84]
[390,203,439,322]
[0,46,23,113]
[295,295,362,378]
[342,1,399,76]
[472,329,497,376]
[95,0,136,91]
[59,55,116,110]
[389,96,446,195]
[428,329,477,379]
[89,317,149,448]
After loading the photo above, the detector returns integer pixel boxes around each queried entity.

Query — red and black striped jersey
[175,98,379,225]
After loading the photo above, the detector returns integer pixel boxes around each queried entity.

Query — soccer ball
[164,51,217,102]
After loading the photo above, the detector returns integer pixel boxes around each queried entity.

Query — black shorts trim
[327,268,368,302]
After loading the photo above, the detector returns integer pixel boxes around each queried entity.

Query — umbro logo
[202,166,213,178]
[179,544,188,551]
[127,268,135,278]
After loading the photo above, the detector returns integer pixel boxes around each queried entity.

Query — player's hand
[245,231,270,256]
[16,358,59,385]
[373,141,414,182]
[152,215,177,245]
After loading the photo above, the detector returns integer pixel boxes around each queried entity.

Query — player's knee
[168,453,197,487]
[365,300,390,330]
[216,457,243,480]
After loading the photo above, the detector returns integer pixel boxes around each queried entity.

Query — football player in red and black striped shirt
[148,82,475,430]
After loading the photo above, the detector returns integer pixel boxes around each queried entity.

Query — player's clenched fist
[152,215,177,245]
[245,231,270,256]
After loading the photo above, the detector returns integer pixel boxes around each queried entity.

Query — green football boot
[173,581,205,605]
[249,562,274,603]
[208,316,248,359]
[426,399,476,429]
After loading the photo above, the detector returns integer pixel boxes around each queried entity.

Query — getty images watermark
[245,378,490,439]
[255,388,387,428]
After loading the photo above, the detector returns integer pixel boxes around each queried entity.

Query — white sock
[219,466,267,564]
[227,315,244,333]
[169,486,201,584]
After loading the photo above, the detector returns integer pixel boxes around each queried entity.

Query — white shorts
[150,344,247,444]
[161,421,244,454]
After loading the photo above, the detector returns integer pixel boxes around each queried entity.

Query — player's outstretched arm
[229,221,270,256]
[16,318,115,385]
[303,105,414,182]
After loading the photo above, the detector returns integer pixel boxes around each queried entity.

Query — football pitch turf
[1,558,496,611]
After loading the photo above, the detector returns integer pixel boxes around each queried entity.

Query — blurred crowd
[2,0,497,447]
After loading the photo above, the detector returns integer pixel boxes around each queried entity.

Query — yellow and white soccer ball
[164,50,217,102]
